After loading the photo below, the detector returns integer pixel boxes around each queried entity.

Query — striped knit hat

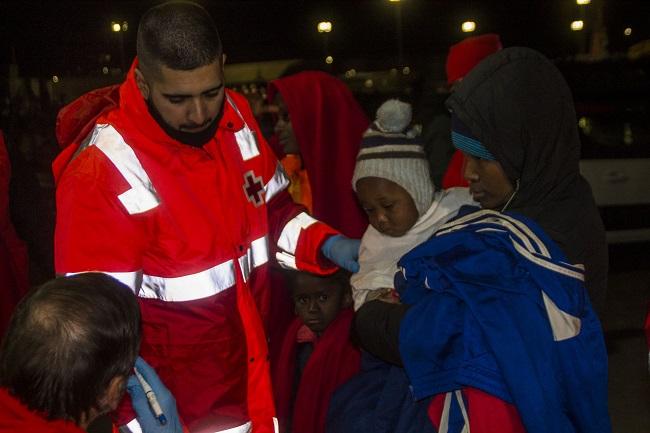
[352,99,434,216]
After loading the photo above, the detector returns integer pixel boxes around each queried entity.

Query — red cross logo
[243,170,265,207]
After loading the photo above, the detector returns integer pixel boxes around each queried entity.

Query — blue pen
[134,367,167,425]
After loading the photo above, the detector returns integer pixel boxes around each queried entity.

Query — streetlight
[111,21,128,72]
[576,0,591,5]
[317,21,332,33]
[571,20,584,31]
[624,27,632,36]
[461,21,476,33]
[317,21,332,69]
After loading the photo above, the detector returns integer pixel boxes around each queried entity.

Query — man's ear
[135,67,150,100]
[100,375,128,413]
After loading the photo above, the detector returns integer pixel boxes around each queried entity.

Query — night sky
[1,0,649,78]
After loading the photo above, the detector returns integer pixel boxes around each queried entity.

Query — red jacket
[53,60,338,433]
[0,131,29,337]
[0,388,85,433]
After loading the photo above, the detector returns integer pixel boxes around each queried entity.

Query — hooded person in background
[268,71,369,239]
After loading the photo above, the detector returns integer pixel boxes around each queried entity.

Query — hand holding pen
[127,357,184,433]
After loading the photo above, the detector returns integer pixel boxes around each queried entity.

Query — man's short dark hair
[137,1,223,77]
[0,273,141,423]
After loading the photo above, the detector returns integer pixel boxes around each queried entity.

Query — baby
[351,99,474,309]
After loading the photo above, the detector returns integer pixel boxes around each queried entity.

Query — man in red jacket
[53,2,359,433]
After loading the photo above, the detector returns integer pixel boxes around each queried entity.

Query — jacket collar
[118,58,244,149]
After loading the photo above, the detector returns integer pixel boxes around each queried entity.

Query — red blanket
[269,71,369,239]
[272,309,361,433]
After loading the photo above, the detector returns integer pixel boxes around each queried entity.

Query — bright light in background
[317,21,332,33]
[624,27,632,36]
[325,55,334,64]
[461,21,476,33]
[576,0,591,5]
[345,69,357,78]
[571,20,584,31]
[52,75,59,83]
[111,22,122,32]
[121,21,128,31]
[102,66,109,75]
[364,79,374,88]
[389,0,401,2]
[402,66,411,75]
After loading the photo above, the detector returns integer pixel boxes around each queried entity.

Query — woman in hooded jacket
[337,47,610,433]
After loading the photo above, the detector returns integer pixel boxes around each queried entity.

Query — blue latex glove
[126,357,183,433]
[321,234,361,273]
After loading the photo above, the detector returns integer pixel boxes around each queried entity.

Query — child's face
[292,273,348,335]
[355,177,419,237]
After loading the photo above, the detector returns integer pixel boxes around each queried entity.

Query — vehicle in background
[560,58,650,244]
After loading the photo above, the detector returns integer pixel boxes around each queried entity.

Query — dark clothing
[354,300,409,367]
[326,353,436,433]
[0,132,29,337]
[421,114,455,188]
[446,47,608,314]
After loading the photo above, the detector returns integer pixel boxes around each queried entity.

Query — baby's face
[356,177,419,237]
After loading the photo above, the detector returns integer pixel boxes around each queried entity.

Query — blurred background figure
[0,130,29,338]
[268,71,369,239]
[422,34,502,189]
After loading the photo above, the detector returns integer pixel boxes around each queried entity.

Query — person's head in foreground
[0,273,141,429]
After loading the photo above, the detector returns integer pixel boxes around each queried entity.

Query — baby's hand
[377,288,400,304]
[366,287,400,304]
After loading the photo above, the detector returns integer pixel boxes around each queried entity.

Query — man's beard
[147,99,220,148]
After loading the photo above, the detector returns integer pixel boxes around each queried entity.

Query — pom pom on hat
[352,99,434,217]
[375,99,412,133]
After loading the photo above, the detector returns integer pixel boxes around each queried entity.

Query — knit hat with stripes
[352,99,434,216]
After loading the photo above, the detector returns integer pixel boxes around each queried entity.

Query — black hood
[446,47,608,312]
